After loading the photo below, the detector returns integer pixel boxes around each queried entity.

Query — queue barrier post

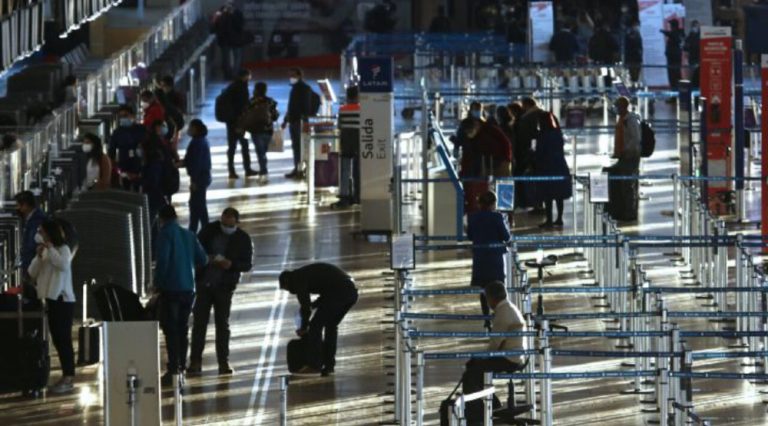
[673,174,680,240]
[279,376,289,426]
[416,351,425,426]
[483,372,494,426]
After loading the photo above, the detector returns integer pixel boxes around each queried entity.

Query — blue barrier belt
[669,372,768,380]
[400,312,491,320]
[424,350,538,360]
[493,371,657,380]
[550,349,680,358]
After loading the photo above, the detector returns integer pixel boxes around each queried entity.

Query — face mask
[160,126,169,135]
[119,118,133,127]
[140,101,150,109]
[34,232,44,244]
[221,224,237,235]
[289,78,298,85]
[470,110,482,119]
[82,143,93,153]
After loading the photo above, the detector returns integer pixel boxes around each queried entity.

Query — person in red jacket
[459,119,513,214]
[140,90,166,130]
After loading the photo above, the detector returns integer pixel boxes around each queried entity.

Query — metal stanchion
[394,272,403,422]
[484,372,494,426]
[279,376,289,426]
[127,368,139,426]
[188,68,196,116]
[416,352,425,426]
[199,55,207,107]
[173,374,183,426]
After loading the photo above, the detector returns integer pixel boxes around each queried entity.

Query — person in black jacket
[188,207,253,375]
[211,1,247,80]
[282,68,313,179]
[225,69,257,179]
[279,263,358,376]
[661,20,684,90]
[549,23,579,63]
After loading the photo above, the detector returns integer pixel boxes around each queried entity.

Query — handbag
[439,377,463,426]
[269,126,284,153]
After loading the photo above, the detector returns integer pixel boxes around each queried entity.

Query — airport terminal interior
[2,0,768,425]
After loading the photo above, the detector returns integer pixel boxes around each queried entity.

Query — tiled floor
[0,77,766,425]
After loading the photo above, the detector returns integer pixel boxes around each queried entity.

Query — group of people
[452,97,572,229]
[16,189,359,388]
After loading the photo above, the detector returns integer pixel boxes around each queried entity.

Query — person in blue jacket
[180,119,212,233]
[154,205,208,384]
[14,191,47,280]
[467,191,511,330]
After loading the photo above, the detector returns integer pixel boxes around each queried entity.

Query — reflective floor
[0,78,766,425]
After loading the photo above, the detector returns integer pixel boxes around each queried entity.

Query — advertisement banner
[359,57,394,232]
[699,26,733,207]
[638,0,668,87]
[761,55,768,251]
[528,1,554,63]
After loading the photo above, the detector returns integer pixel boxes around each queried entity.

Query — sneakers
[320,367,335,377]
[245,169,259,177]
[285,170,298,179]
[49,376,75,394]
[218,362,234,376]
[258,174,269,184]
[228,171,239,180]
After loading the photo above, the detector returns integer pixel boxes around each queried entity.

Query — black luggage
[287,338,306,373]
[604,162,639,222]
[77,282,100,365]
[439,378,463,426]
[92,283,146,321]
[0,293,50,395]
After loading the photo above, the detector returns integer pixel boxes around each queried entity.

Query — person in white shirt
[613,96,642,172]
[462,281,528,420]
[28,219,76,394]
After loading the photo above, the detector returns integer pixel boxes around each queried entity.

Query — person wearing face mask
[188,208,253,375]
[14,191,47,281]
[109,105,147,191]
[224,68,256,180]
[28,220,76,394]
[282,68,313,179]
[604,96,641,222]
[178,119,212,233]
[81,133,112,191]
[153,205,208,385]
[140,90,166,131]
[150,120,181,203]
[450,101,484,160]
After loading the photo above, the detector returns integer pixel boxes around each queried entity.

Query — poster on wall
[242,0,402,60]
[528,1,553,63]
[638,0,668,87]
[699,26,733,208]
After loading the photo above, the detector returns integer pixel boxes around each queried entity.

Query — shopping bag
[269,126,284,153]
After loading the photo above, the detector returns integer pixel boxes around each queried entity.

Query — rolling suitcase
[286,338,306,373]
[77,281,100,365]
[0,293,50,395]
[604,163,639,222]
[315,152,339,188]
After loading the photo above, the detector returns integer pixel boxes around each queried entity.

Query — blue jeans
[288,121,302,170]
[188,187,209,233]
[252,133,271,174]
[159,291,195,373]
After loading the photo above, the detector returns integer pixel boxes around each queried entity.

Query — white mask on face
[82,143,93,153]
[34,232,44,244]
[289,77,298,85]
[221,224,237,235]
[140,101,150,109]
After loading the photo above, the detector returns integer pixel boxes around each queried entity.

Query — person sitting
[279,263,358,376]
[467,191,511,329]
[462,281,527,422]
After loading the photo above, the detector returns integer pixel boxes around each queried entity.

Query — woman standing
[467,191,511,330]
[142,120,169,222]
[533,112,572,228]
[28,219,75,394]
[248,82,279,183]
[81,133,112,191]
[180,119,211,232]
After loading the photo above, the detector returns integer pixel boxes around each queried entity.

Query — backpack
[215,87,235,123]
[164,104,185,132]
[238,97,272,133]
[640,120,656,158]
[309,90,322,116]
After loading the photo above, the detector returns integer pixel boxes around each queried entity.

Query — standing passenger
[467,191,511,329]
[81,133,112,191]
[224,69,256,179]
[28,220,75,393]
[181,119,212,233]
[248,81,279,184]
[282,68,313,179]
[154,205,208,385]
[189,208,253,375]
